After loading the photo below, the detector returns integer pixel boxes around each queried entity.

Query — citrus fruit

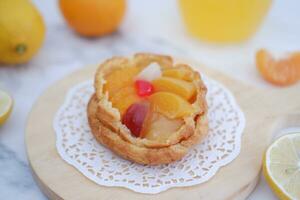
[103,66,141,94]
[152,77,196,100]
[59,0,126,37]
[162,67,194,81]
[256,49,300,86]
[109,85,141,116]
[263,133,300,200]
[0,90,13,125]
[0,0,45,64]
[149,92,194,119]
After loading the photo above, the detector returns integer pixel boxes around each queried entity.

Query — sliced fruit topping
[152,77,196,100]
[104,66,141,93]
[136,62,162,82]
[110,86,140,115]
[162,67,194,81]
[149,92,194,119]
[256,49,300,86]
[135,80,154,97]
[142,112,183,142]
[110,86,136,101]
[113,94,141,116]
[122,102,150,137]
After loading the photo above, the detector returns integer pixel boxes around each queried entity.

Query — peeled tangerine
[149,92,194,119]
[110,86,140,115]
[256,49,300,86]
[104,66,141,94]
[152,77,196,100]
[162,67,194,81]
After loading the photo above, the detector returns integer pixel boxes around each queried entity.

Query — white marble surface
[0,0,299,199]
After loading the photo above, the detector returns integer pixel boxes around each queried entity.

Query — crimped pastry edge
[88,94,209,165]
[88,53,209,164]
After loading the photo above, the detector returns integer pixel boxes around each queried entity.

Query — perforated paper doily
[54,76,245,194]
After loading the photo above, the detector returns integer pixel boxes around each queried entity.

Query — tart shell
[87,53,209,165]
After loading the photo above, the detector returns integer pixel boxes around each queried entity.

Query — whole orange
[59,0,126,37]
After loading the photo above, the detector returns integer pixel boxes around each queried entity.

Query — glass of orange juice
[179,0,272,43]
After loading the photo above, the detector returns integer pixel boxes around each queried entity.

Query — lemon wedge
[263,133,300,200]
[0,90,13,125]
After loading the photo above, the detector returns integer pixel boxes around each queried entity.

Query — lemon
[263,133,300,200]
[0,90,13,125]
[0,0,45,64]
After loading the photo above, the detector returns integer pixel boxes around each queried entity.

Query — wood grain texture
[25,59,300,200]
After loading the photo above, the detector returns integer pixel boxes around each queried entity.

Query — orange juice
[179,0,272,43]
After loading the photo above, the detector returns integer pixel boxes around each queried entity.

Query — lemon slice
[0,90,13,125]
[263,133,300,200]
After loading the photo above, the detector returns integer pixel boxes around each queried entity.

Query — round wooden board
[26,61,300,200]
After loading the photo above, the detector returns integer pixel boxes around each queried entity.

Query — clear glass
[179,0,272,43]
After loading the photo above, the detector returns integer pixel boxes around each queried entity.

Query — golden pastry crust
[88,53,208,165]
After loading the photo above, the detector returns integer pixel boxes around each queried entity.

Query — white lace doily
[54,75,245,194]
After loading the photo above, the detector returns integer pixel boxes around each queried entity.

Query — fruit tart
[87,53,208,165]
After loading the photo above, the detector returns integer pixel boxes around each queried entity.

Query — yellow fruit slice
[110,86,140,116]
[162,68,194,81]
[0,90,13,125]
[152,77,196,100]
[110,85,135,102]
[113,94,140,116]
[263,133,300,200]
[149,92,194,119]
[104,66,141,94]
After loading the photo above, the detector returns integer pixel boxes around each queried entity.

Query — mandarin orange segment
[152,77,196,100]
[256,49,300,86]
[110,86,141,115]
[104,66,141,94]
[113,94,140,116]
[149,92,194,119]
[162,68,194,81]
[110,86,135,102]
[141,112,183,142]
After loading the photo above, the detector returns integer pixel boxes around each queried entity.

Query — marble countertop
[0,0,299,199]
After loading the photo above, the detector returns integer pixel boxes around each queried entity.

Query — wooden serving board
[25,59,300,200]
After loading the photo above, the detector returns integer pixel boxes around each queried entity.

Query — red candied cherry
[135,80,154,97]
[122,102,149,137]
